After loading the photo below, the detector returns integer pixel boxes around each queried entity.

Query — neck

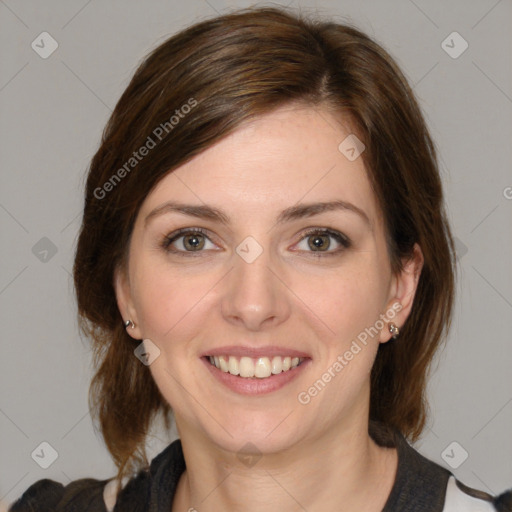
[172,418,398,512]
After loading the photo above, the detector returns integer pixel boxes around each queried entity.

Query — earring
[388,323,400,339]
[124,319,135,329]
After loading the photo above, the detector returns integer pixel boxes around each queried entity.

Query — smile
[207,355,305,378]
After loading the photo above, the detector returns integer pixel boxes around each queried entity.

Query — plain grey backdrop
[1,0,511,507]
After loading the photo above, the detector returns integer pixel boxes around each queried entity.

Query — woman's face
[116,104,419,455]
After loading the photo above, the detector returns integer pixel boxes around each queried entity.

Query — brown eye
[307,233,331,251]
[294,228,351,256]
[182,233,205,251]
[163,228,216,254]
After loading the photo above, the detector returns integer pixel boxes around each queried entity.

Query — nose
[220,245,291,332]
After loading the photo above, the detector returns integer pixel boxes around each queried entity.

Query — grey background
[1,0,511,507]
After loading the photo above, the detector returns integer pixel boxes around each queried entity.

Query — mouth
[204,355,307,379]
[200,346,312,394]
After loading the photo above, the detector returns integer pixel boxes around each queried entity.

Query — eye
[293,228,351,256]
[162,228,217,254]
[161,227,350,257]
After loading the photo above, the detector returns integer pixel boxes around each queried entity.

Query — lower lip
[201,357,311,395]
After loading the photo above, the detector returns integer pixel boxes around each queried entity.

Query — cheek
[130,258,216,341]
[297,265,386,410]
[296,262,387,344]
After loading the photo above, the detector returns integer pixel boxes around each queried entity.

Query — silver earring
[388,323,400,339]
[124,319,135,329]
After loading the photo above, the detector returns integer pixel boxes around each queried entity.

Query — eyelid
[161,226,351,256]
[162,227,219,254]
[291,227,351,255]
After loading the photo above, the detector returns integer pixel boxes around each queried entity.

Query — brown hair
[73,6,455,485]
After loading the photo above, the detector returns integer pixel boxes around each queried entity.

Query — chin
[199,410,308,457]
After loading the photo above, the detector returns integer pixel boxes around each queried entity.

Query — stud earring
[388,323,400,339]
[124,319,135,329]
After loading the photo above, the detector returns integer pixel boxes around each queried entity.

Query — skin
[115,104,424,511]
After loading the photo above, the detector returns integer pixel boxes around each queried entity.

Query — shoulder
[375,424,512,512]
[444,476,512,511]
[8,439,186,512]
[8,477,110,511]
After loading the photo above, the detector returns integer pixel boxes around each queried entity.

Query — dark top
[9,428,512,511]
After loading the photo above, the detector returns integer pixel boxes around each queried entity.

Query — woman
[9,6,511,512]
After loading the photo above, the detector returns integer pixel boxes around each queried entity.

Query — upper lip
[200,345,311,359]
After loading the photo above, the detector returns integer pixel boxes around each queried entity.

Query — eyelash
[161,227,351,257]
[299,228,351,256]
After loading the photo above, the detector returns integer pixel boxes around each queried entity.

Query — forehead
[138,105,381,227]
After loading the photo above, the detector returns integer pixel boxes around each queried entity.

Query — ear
[379,243,424,343]
[113,264,142,340]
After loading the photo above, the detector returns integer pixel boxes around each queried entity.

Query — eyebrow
[144,200,371,228]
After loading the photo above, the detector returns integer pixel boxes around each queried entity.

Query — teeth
[271,356,282,374]
[219,356,229,372]
[254,357,271,378]
[208,355,304,378]
[228,356,240,375]
[239,357,254,378]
